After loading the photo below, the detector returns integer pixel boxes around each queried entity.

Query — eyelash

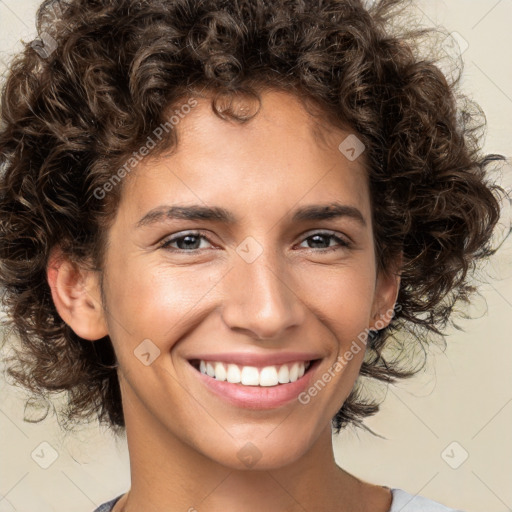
[159,230,351,253]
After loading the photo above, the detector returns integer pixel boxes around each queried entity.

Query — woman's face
[98,89,398,469]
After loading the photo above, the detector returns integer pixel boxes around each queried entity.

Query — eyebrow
[136,202,367,228]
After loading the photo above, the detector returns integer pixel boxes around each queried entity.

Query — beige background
[0,1,511,511]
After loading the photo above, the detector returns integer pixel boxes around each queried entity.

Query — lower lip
[189,361,320,410]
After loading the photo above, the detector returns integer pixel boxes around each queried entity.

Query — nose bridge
[220,240,305,339]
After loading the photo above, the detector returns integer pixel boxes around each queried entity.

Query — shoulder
[390,488,466,512]
[92,494,124,512]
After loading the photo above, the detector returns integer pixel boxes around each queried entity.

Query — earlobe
[47,247,108,341]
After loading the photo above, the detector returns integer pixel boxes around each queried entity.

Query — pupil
[179,235,200,250]
[310,235,328,248]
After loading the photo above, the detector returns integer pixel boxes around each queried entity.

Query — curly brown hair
[0,0,508,436]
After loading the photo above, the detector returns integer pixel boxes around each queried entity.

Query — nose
[220,249,306,341]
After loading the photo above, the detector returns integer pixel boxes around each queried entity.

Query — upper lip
[187,352,322,367]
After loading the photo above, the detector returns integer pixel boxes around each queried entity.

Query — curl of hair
[0,0,508,435]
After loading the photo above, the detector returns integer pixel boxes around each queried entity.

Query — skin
[48,89,400,511]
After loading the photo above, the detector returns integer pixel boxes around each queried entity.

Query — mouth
[186,357,321,409]
[189,359,318,387]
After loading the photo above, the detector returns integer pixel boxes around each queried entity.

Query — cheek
[296,261,376,336]
[103,259,221,357]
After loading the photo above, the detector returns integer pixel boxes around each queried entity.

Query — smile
[187,356,321,409]
[197,360,312,386]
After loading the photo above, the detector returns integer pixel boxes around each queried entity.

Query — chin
[197,427,319,471]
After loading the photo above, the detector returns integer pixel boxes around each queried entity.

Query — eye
[159,231,214,251]
[297,231,351,252]
[159,230,351,253]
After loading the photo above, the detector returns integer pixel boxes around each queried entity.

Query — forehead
[121,89,371,223]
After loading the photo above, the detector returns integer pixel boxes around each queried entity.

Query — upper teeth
[198,360,311,386]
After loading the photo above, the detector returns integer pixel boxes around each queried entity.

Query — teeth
[259,366,278,387]
[241,366,259,386]
[289,362,299,382]
[197,360,311,386]
[226,364,241,383]
[277,365,289,383]
[206,362,215,378]
[214,362,226,381]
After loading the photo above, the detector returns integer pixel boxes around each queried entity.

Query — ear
[47,247,108,341]
[369,252,402,331]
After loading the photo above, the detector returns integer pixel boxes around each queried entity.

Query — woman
[0,0,508,510]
